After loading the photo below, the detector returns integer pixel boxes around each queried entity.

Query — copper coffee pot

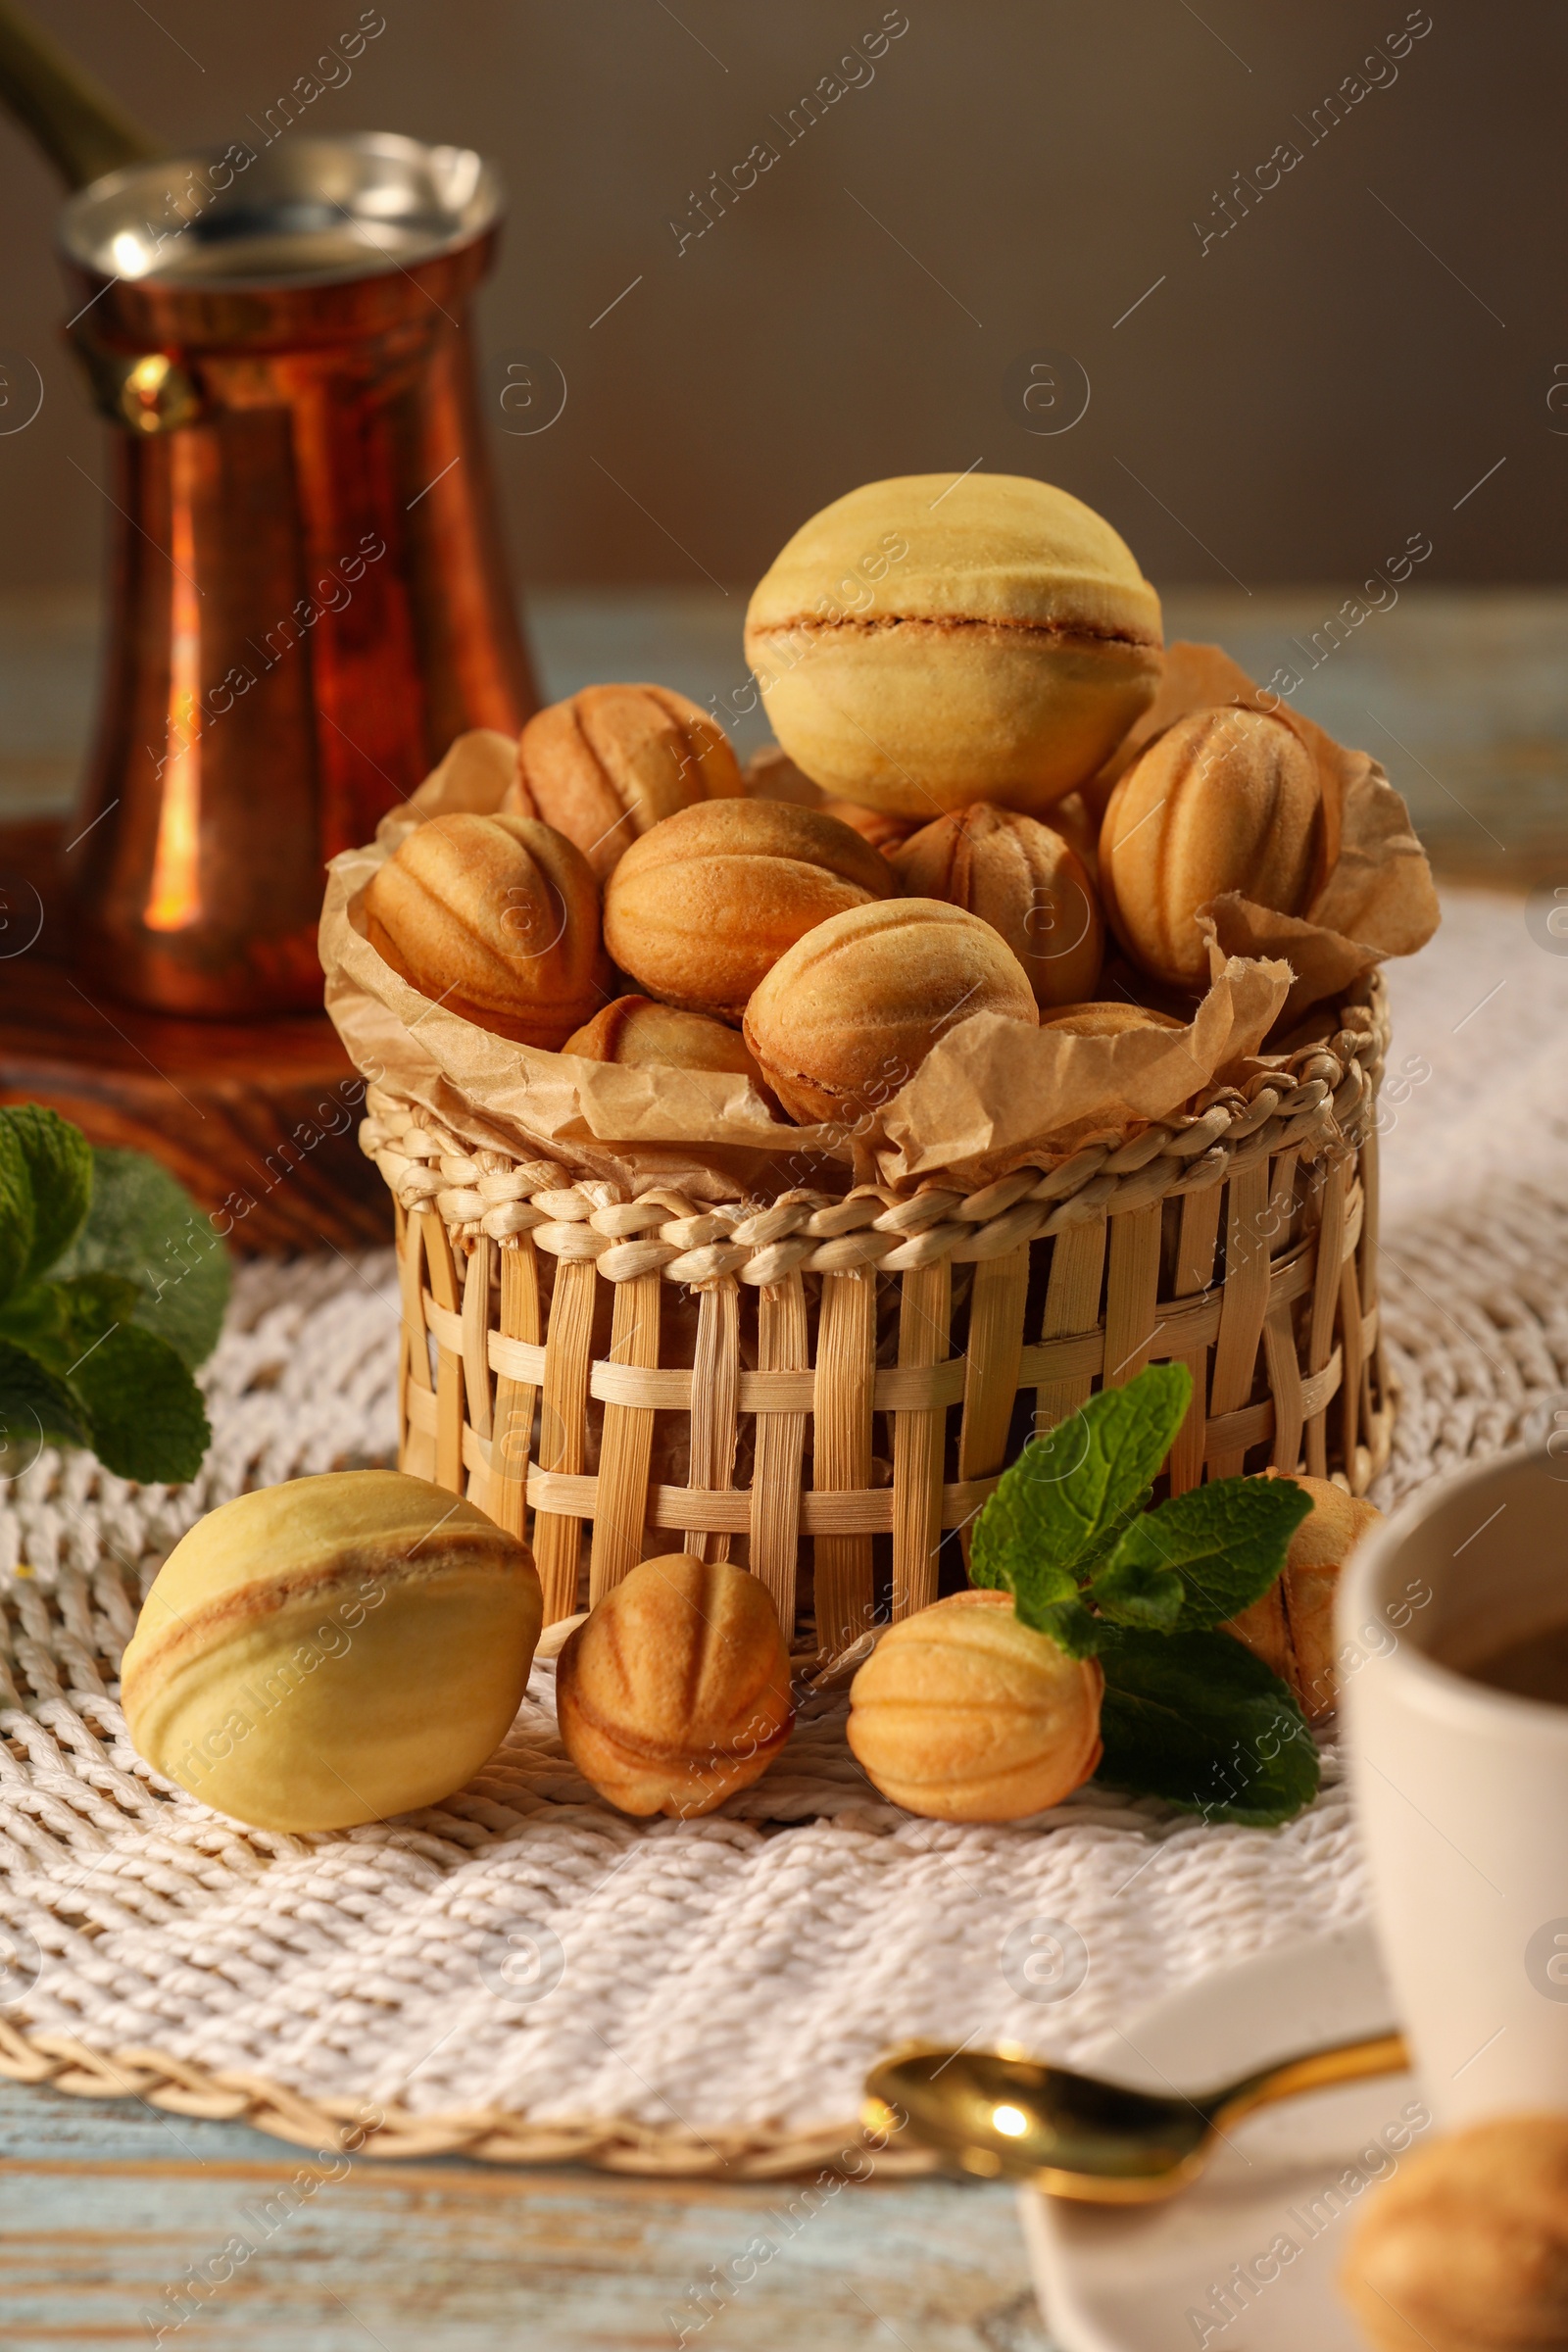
[2,4,537,1016]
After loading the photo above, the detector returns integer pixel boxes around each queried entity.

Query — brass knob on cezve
[68,335,201,433]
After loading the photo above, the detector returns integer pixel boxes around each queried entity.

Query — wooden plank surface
[0,2079,1053,2352]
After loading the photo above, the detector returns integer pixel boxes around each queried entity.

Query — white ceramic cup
[1341,1442,1568,2129]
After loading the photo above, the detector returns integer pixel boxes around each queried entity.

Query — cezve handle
[0,0,158,190]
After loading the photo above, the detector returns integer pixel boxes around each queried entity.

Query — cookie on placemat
[556,1556,794,1818]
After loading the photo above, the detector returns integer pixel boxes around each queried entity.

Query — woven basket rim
[0,2016,921,2177]
[365,974,1390,1272]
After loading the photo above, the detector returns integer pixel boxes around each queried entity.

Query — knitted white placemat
[1,889,1564,2154]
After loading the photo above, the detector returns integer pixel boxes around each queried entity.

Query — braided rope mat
[0,890,1563,2175]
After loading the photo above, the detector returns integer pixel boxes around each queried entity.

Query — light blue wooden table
[1,585,1562,2351]
[0,2075,1048,2349]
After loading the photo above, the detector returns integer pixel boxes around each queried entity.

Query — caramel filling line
[752,612,1160,651]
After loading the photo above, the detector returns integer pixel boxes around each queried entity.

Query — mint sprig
[0,1337,91,1452]
[54,1146,229,1370]
[970,1362,1192,1633]
[1098,1630,1319,1827]
[1111,1474,1313,1632]
[969,1362,1320,1826]
[1,1102,93,1290]
[0,1107,225,1485]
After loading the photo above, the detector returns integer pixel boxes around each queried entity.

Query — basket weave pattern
[367,977,1393,1637]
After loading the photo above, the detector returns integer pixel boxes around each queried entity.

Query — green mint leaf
[970,1533,1082,1633]
[1089,1552,1185,1632]
[0,1273,141,1377]
[58,1271,142,1348]
[971,1362,1193,1599]
[0,1105,93,1286]
[53,1146,229,1370]
[69,1324,211,1485]
[966,1530,1009,1593]
[1096,1628,1320,1827]
[1020,1593,1114,1658]
[0,1118,35,1309]
[1067,1493,1151,1590]
[0,1338,91,1454]
[1112,1476,1317,1631]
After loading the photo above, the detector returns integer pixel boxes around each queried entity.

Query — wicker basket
[364,975,1392,1643]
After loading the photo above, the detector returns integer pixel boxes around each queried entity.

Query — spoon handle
[1208,2031,1410,2134]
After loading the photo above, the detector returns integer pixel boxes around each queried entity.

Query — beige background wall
[0,0,1561,595]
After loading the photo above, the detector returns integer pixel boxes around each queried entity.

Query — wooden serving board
[0,820,388,1254]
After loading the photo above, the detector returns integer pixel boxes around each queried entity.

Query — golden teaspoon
[862,2031,1409,2202]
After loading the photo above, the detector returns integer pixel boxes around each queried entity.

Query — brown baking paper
[1093,641,1440,1025]
[865,952,1290,1189]
[319,730,1294,1201]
